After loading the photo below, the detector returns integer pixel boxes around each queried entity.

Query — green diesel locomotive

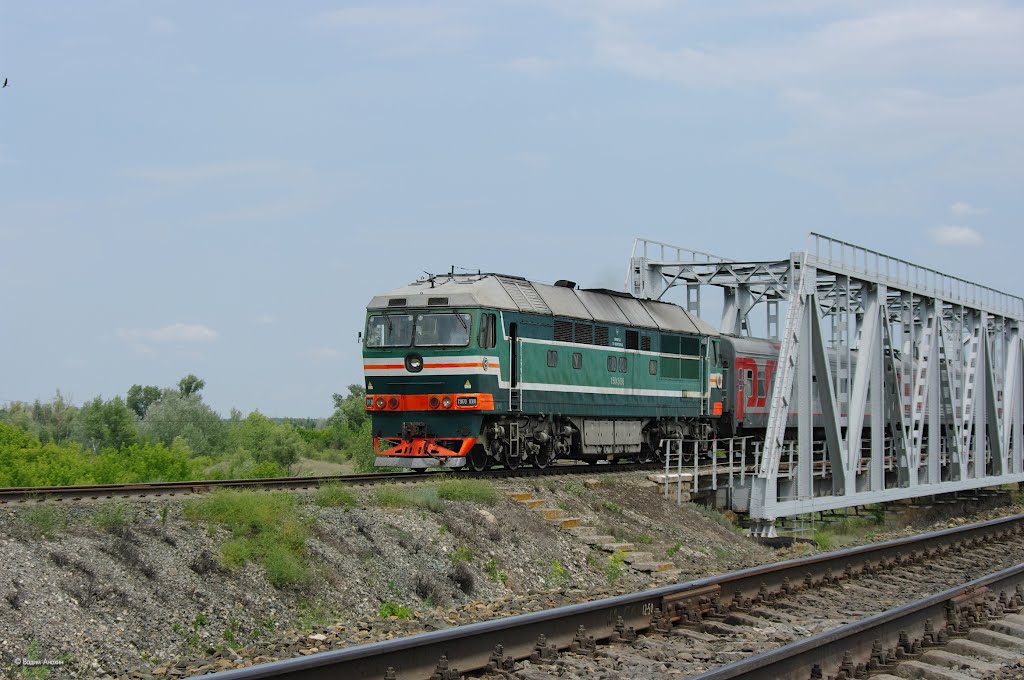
[363,273,725,470]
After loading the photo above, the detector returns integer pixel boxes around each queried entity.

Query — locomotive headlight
[387,397,399,409]
[375,397,386,409]
[441,396,453,409]
[429,396,440,409]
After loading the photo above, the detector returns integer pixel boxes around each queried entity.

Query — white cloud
[932,225,983,246]
[150,16,177,36]
[118,323,219,345]
[951,201,987,216]
[587,4,1024,88]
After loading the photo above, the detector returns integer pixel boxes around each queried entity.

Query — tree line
[0,376,373,487]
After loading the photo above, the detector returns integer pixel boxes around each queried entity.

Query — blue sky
[2,1,1022,417]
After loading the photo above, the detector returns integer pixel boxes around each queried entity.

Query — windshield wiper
[455,313,468,331]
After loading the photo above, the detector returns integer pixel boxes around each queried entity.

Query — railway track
[0,461,662,503]
[193,513,1024,680]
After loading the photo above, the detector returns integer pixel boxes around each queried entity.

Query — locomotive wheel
[503,449,522,470]
[467,445,490,472]
[532,448,554,469]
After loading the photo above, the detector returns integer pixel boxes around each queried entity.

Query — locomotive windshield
[414,313,472,347]
[365,312,472,347]
[366,314,413,347]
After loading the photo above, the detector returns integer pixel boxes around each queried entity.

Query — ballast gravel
[0,473,1019,679]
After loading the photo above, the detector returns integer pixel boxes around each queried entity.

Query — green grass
[92,502,129,531]
[564,481,587,496]
[450,545,473,562]
[606,549,627,585]
[21,504,66,539]
[601,500,624,515]
[184,490,310,588]
[434,478,497,504]
[315,484,357,508]
[485,558,508,585]
[692,503,734,529]
[379,600,413,619]
[813,528,834,551]
[631,533,654,545]
[373,485,443,512]
[548,560,570,587]
[666,541,683,557]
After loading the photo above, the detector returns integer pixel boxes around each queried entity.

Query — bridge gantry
[630,233,1024,536]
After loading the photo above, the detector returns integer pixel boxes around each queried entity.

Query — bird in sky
[2,78,7,88]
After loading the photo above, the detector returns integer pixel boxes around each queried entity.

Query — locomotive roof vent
[427,297,449,306]
[388,298,407,307]
[555,279,576,288]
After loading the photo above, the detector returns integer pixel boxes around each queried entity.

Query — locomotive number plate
[456,396,478,407]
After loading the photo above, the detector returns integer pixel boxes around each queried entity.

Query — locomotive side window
[618,357,627,372]
[478,313,496,349]
[366,314,413,348]
[414,313,472,347]
[625,330,638,350]
[547,350,558,367]
[649,359,657,375]
[572,352,582,369]
[607,356,616,372]
[680,336,701,356]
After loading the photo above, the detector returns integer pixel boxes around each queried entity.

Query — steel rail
[192,513,1024,680]
[689,562,1024,680]
[0,462,661,503]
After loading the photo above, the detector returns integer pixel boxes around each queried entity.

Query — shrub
[449,561,475,595]
[22,504,66,538]
[92,503,129,531]
[184,490,310,588]
[374,485,443,512]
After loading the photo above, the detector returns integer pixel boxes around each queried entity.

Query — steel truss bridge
[630,233,1024,536]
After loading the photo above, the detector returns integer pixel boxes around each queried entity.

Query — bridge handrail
[808,232,1024,319]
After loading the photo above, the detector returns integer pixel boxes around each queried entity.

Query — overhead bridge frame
[630,234,1024,535]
